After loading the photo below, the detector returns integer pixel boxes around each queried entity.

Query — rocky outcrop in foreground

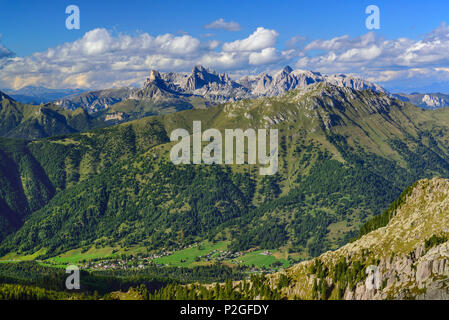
[271,178,449,300]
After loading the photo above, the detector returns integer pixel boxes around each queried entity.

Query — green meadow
[230,250,290,268]
[153,241,228,267]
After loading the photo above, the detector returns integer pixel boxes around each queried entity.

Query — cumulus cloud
[0,44,14,59]
[285,35,306,49]
[339,45,382,62]
[0,27,287,89]
[0,35,14,59]
[4,22,449,92]
[295,23,449,90]
[222,27,279,52]
[249,48,280,65]
[304,33,378,52]
[0,28,206,89]
[199,51,247,70]
[206,40,221,50]
[204,18,242,31]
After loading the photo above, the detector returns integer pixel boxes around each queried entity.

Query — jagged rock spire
[147,69,162,83]
[282,65,293,74]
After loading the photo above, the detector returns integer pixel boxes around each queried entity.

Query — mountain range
[0,66,392,140]
[394,92,449,109]
[6,67,449,120]
[5,66,448,135]
[54,65,388,114]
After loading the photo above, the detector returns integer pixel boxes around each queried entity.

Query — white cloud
[0,28,207,89]
[304,35,351,51]
[0,44,14,59]
[206,40,221,50]
[222,27,279,52]
[0,27,285,89]
[294,23,449,90]
[249,48,280,65]
[81,28,112,55]
[204,18,242,32]
[199,51,247,70]
[5,23,449,92]
[304,33,378,52]
[285,35,306,49]
[339,45,382,62]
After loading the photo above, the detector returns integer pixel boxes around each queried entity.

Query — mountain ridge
[0,92,102,139]
[2,86,86,105]
[55,66,388,113]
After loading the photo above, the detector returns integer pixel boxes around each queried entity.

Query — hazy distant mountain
[54,87,135,113]
[0,89,101,139]
[393,92,449,109]
[2,86,86,105]
[239,67,387,98]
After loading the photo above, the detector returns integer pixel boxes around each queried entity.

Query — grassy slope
[0,97,102,139]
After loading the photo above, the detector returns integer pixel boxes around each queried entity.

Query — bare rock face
[184,65,221,91]
[416,260,433,283]
[271,178,449,300]
[148,70,161,83]
[104,112,125,122]
[309,241,449,300]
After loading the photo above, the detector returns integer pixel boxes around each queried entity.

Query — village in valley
[71,243,288,274]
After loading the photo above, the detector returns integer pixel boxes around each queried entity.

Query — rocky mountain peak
[0,90,14,102]
[148,69,161,82]
[183,65,238,94]
[185,65,219,90]
[144,69,167,90]
[130,69,174,100]
[55,66,389,113]
[192,64,207,73]
[282,65,293,74]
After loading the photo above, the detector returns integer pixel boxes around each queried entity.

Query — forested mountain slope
[0,91,102,139]
[147,178,449,300]
[2,83,449,260]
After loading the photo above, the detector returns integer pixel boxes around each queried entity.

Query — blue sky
[1,0,449,92]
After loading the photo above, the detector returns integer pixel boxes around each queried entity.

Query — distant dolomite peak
[56,65,389,112]
[148,69,161,83]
